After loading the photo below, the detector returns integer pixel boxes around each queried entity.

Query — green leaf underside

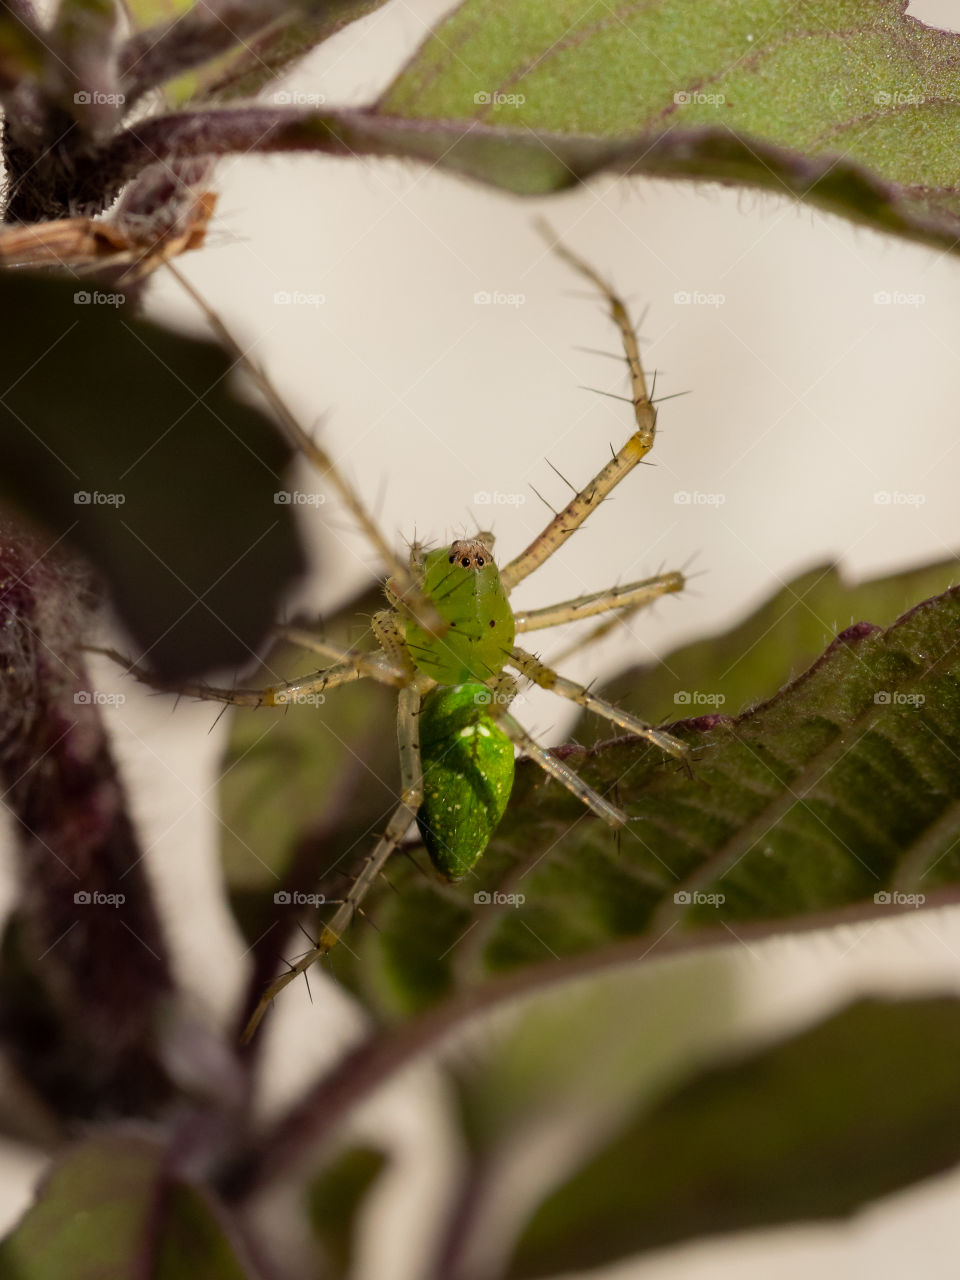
[506,996,960,1276]
[0,272,304,680]
[330,0,960,250]
[325,582,960,1016]
[592,556,960,734]
[0,1135,250,1279]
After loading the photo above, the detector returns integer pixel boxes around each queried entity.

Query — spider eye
[477,557,484,566]
[448,554,456,563]
[461,557,470,567]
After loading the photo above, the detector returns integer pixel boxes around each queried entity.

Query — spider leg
[371,609,417,678]
[276,625,404,686]
[513,570,684,633]
[500,225,658,593]
[241,682,425,1042]
[91,645,401,706]
[501,713,625,827]
[549,603,660,666]
[508,645,688,765]
[274,626,364,665]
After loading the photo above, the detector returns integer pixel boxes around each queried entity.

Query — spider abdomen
[416,683,515,880]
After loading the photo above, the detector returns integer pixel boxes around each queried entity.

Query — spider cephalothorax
[403,537,515,686]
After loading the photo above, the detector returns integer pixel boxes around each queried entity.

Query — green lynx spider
[106,229,690,1041]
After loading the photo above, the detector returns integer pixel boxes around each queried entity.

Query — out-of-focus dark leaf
[0,271,305,680]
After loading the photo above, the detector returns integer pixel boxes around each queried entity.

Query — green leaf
[350,0,960,253]
[329,581,960,1015]
[0,272,304,680]
[307,1146,389,1279]
[155,1183,254,1279]
[592,555,960,733]
[0,1134,253,1279]
[424,963,736,1278]
[506,996,960,1276]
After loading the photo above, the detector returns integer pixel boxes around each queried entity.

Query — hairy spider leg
[241,681,426,1042]
[91,645,405,705]
[499,224,658,593]
[513,571,684,633]
[501,713,626,827]
[508,645,687,764]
